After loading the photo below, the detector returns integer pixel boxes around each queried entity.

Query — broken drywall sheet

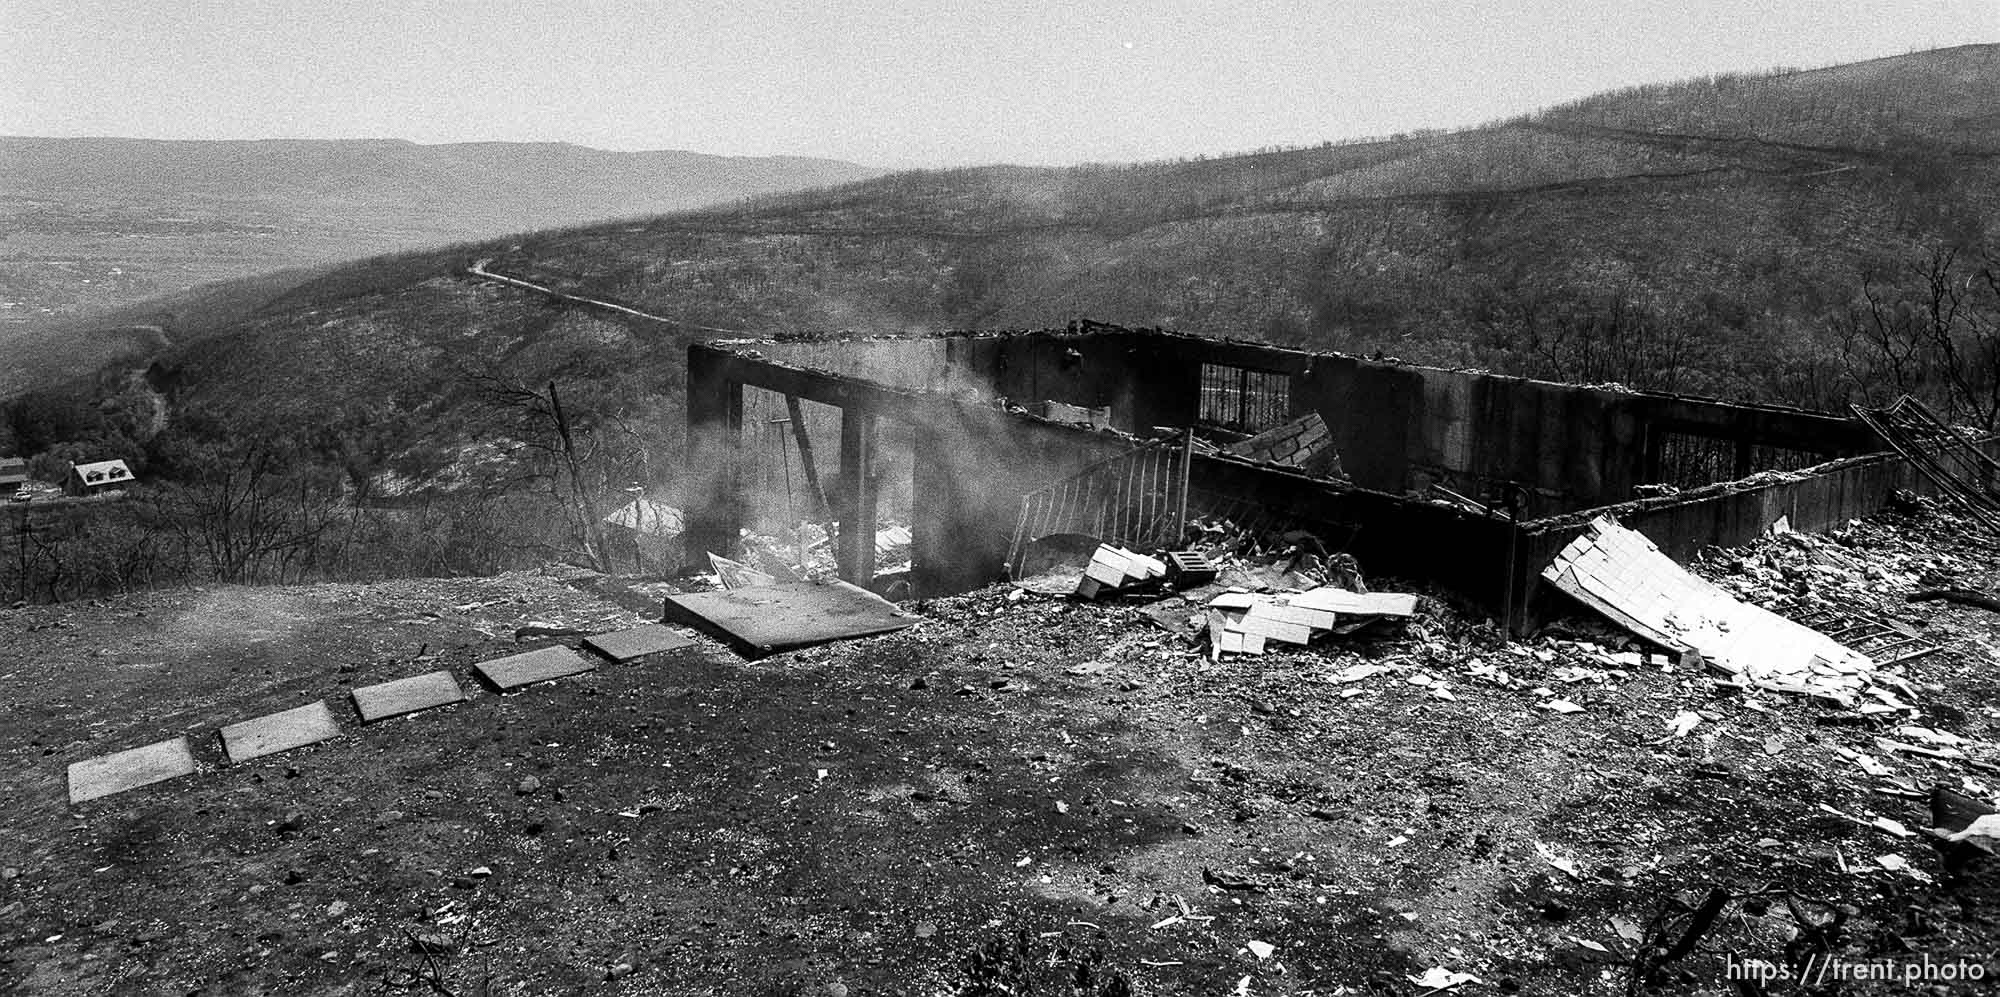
[1203,585,1417,657]
[1542,516,1875,701]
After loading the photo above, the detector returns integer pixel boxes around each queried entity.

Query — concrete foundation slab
[663,580,916,658]
[68,737,197,804]
[352,670,466,723]
[219,701,341,763]
[583,625,697,662]
[473,646,596,691]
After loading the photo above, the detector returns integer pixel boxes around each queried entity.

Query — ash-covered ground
[4,502,2000,996]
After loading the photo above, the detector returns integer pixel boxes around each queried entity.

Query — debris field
[3,502,2000,994]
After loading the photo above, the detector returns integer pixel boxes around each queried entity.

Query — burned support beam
[837,407,878,585]
[784,394,831,520]
[684,349,744,561]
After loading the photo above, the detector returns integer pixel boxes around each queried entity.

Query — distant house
[66,459,135,496]
[0,457,26,498]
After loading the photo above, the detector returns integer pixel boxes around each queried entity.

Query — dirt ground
[4,505,2000,996]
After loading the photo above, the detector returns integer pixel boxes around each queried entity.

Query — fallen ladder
[1851,396,2000,530]
[1783,604,1943,666]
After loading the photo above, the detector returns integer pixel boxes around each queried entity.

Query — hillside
[4,46,1997,594]
[0,136,882,391]
[5,501,2000,994]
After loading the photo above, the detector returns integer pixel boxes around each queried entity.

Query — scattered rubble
[12,492,2000,994]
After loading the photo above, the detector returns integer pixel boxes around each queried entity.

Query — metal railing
[1007,433,1192,576]
[1852,396,2000,530]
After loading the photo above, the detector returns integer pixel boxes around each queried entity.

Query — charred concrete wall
[689,325,1923,628]
[855,325,1877,515]
[1297,357,1877,512]
[753,331,1200,435]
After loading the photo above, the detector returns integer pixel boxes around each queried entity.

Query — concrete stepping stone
[582,624,696,662]
[219,700,342,763]
[68,737,197,804]
[473,646,596,691]
[663,581,916,658]
[352,670,466,723]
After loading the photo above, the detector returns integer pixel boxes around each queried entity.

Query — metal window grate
[1656,432,1825,489]
[1749,444,1825,474]
[1198,364,1290,433]
[1656,432,1735,488]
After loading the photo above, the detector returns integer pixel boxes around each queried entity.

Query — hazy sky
[2,1,1993,167]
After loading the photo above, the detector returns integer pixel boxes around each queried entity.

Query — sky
[2,1,1994,168]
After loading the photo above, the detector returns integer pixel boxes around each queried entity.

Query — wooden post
[15,501,27,605]
[549,381,611,573]
[784,394,832,521]
[837,406,878,585]
[1177,425,1194,545]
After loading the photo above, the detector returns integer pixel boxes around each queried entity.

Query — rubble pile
[702,519,917,588]
[1058,522,1422,659]
[1704,496,1987,609]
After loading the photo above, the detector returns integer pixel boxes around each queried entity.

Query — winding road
[466,258,744,335]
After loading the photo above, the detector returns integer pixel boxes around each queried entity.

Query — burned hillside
[9,309,2000,994]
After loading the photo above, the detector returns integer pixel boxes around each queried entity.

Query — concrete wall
[898,327,1876,514]
[758,331,1202,436]
[1512,445,1989,628]
[750,328,1879,517]
[1298,357,1874,512]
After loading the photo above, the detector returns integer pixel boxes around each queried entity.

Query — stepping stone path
[218,700,342,763]
[352,670,466,723]
[583,624,696,662]
[63,622,669,805]
[68,737,197,804]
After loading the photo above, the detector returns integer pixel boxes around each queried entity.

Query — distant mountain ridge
[0,136,881,230]
[0,135,883,366]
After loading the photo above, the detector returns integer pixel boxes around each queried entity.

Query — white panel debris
[1204,586,1416,657]
[1541,516,1874,702]
[1076,544,1168,599]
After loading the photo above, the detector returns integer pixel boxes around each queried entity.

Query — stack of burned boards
[1206,587,1419,656]
[1076,544,1170,599]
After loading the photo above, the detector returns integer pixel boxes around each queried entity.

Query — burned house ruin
[684,320,1978,631]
